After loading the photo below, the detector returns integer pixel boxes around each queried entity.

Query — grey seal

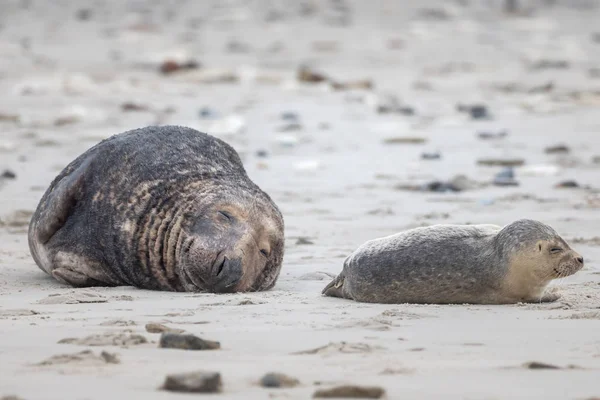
[28,125,284,293]
[322,219,583,304]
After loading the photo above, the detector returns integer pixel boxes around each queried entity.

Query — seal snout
[210,256,243,293]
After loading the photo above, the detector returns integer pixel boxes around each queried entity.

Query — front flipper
[33,157,92,245]
[52,268,105,287]
[322,272,346,298]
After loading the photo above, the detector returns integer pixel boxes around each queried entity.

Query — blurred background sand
[1,0,600,399]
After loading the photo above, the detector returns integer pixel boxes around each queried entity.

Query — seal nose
[576,256,584,265]
[211,257,243,293]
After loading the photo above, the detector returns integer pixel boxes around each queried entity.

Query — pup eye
[260,249,269,257]
[550,248,563,254]
[218,211,232,220]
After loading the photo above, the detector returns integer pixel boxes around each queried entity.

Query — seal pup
[28,125,284,293]
[322,219,583,304]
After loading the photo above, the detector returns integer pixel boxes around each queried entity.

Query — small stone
[100,351,120,364]
[477,130,508,140]
[260,372,300,388]
[198,107,217,119]
[421,152,441,160]
[331,80,373,91]
[281,111,299,121]
[121,102,149,112]
[297,66,328,83]
[296,237,314,245]
[313,385,385,399]
[523,361,560,370]
[555,180,579,189]
[493,167,519,186]
[162,371,222,393]
[544,144,570,154]
[477,158,525,167]
[1,169,16,179]
[160,60,200,75]
[145,323,185,334]
[530,60,570,70]
[0,113,19,123]
[256,149,269,158]
[159,332,220,350]
[457,104,490,120]
[277,122,303,132]
[382,137,426,145]
[76,8,92,20]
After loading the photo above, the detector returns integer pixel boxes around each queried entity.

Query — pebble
[523,361,560,370]
[260,372,300,388]
[256,149,269,158]
[544,144,570,154]
[297,66,328,83]
[121,102,149,112]
[421,152,441,160]
[296,237,314,245]
[145,323,185,334]
[493,167,519,186]
[331,79,373,91]
[1,169,16,179]
[277,122,303,132]
[477,130,507,140]
[198,107,217,119]
[530,60,570,70]
[383,136,426,144]
[274,134,299,147]
[162,371,222,393]
[457,104,490,120]
[160,60,200,75]
[159,332,220,350]
[477,158,525,167]
[281,111,299,121]
[555,180,579,189]
[313,385,386,399]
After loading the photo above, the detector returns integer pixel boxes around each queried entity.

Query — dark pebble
[477,158,525,167]
[421,152,441,160]
[159,333,220,351]
[555,180,579,188]
[422,181,462,193]
[281,111,299,121]
[493,167,519,186]
[457,104,490,120]
[523,361,560,370]
[313,385,386,399]
[198,107,217,119]
[544,144,570,154]
[160,60,200,75]
[76,8,92,20]
[162,371,222,393]
[260,372,300,388]
[256,149,269,158]
[1,169,16,179]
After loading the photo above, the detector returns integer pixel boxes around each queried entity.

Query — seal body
[28,125,285,293]
[322,220,583,304]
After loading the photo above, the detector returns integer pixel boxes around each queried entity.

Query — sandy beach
[1,0,600,398]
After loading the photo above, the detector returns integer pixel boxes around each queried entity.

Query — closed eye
[260,249,269,258]
[218,211,233,220]
[550,248,563,254]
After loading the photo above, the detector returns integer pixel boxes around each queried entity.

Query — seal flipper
[33,158,91,245]
[52,267,105,287]
[322,273,346,298]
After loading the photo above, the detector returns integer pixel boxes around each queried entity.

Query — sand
[1,0,600,399]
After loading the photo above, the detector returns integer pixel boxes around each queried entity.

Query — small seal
[28,126,285,293]
[322,219,584,304]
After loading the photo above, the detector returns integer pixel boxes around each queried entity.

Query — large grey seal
[322,219,584,304]
[28,125,285,293]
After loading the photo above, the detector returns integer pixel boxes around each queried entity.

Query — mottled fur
[322,220,583,304]
[28,126,284,292]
